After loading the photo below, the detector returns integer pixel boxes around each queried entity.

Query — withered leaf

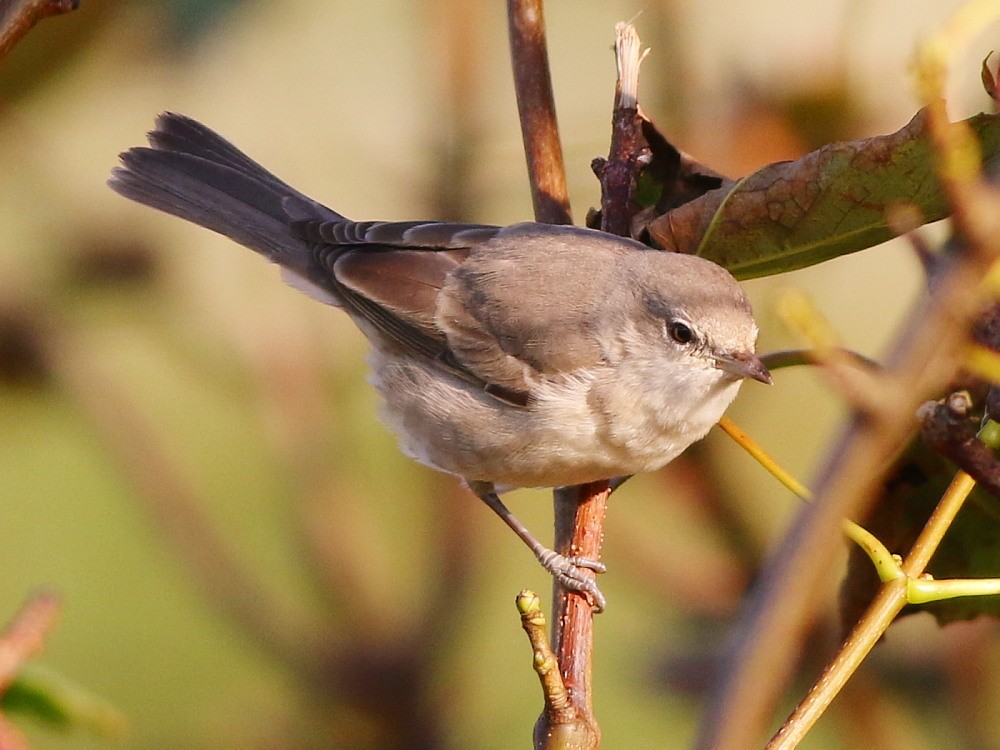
[983,52,998,103]
[637,117,730,214]
[588,116,730,236]
[647,108,1000,280]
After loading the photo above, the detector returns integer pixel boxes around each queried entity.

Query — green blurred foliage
[4,664,125,738]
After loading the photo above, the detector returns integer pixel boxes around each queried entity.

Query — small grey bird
[110,113,770,611]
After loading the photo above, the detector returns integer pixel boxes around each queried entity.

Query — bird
[109,112,771,611]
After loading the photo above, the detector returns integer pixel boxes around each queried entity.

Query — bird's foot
[536,548,607,613]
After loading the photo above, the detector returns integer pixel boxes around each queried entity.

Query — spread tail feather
[108,112,343,269]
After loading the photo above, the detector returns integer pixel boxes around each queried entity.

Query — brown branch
[506,0,572,225]
[507,3,616,746]
[538,22,649,750]
[506,12,653,747]
[547,483,607,747]
[518,23,654,750]
[0,0,78,62]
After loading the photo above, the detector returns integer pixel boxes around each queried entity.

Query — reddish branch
[507,11,651,748]
[508,2,616,747]
[547,35,651,735]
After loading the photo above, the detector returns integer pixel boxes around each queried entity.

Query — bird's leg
[466,480,607,612]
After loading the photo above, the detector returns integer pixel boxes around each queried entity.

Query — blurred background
[2,0,999,747]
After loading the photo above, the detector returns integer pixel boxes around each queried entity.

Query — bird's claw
[537,549,608,613]
[565,556,607,574]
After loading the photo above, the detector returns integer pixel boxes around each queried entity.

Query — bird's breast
[366,348,744,489]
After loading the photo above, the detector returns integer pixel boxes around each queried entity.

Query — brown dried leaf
[982,51,998,102]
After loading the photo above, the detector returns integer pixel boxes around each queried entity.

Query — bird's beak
[715,351,772,384]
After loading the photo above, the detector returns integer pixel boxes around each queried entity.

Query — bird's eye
[669,321,694,345]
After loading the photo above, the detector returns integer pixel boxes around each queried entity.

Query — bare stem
[531,23,649,749]
[507,4,619,746]
[506,0,572,225]
[548,482,608,747]
[766,470,976,749]
[0,0,78,61]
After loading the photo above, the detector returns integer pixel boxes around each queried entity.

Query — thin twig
[766,471,976,749]
[696,22,1000,749]
[0,0,78,61]
[775,290,898,419]
[517,592,576,725]
[717,417,903,584]
[506,0,572,225]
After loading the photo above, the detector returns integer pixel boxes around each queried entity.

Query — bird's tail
[108,113,343,271]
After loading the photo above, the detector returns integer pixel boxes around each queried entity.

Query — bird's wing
[291,217,532,404]
[436,224,622,393]
[291,219,626,405]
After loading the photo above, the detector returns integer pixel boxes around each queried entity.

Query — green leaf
[646,108,1000,280]
[2,663,125,738]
